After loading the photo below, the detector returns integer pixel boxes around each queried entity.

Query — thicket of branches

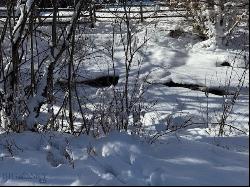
[0,0,151,136]
[0,0,91,133]
[0,0,248,137]
[182,0,249,45]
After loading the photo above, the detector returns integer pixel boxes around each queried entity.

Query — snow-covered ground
[0,4,249,186]
[0,131,248,185]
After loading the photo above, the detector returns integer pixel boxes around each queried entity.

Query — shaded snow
[0,132,248,185]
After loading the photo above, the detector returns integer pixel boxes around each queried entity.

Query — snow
[0,132,248,186]
[0,1,249,186]
[25,0,34,12]
[13,4,25,44]
[12,0,36,44]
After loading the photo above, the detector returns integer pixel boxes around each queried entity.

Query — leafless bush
[184,0,249,44]
[74,0,153,137]
[216,51,249,136]
[201,49,249,136]
[0,0,91,133]
[149,112,195,144]
[0,0,153,137]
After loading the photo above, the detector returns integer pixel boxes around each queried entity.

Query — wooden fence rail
[0,2,248,26]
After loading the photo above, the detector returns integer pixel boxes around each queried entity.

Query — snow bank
[0,132,248,185]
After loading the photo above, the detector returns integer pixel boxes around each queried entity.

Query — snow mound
[0,132,248,185]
